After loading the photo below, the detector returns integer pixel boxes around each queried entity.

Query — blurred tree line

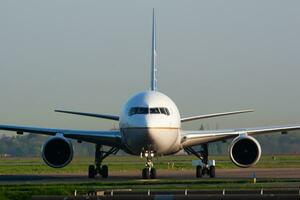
[0,133,95,157]
[0,125,300,157]
[200,124,300,155]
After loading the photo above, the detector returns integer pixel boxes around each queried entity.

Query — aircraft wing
[55,109,119,121]
[181,109,254,122]
[0,124,122,147]
[181,125,300,147]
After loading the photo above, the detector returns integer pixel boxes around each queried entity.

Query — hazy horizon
[1,1,300,132]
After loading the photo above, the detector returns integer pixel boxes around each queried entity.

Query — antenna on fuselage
[151,8,157,91]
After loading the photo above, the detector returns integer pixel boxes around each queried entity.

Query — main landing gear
[184,144,216,178]
[88,144,119,178]
[141,150,156,179]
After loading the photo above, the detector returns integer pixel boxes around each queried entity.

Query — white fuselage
[119,91,182,155]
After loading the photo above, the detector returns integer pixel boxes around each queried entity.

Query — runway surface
[32,190,300,200]
[1,168,300,184]
[32,188,300,200]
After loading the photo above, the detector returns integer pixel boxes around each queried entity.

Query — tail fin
[151,9,157,91]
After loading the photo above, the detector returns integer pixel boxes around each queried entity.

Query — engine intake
[42,136,73,168]
[229,135,261,168]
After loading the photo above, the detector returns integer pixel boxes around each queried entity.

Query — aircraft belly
[121,128,181,155]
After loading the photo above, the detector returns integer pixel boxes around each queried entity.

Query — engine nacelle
[229,135,261,168]
[41,136,73,168]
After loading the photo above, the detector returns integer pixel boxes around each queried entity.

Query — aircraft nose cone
[144,127,181,154]
[122,125,181,155]
[128,115,148,128]
[125,115,152,128]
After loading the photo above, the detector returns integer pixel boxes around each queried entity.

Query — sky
[0,0,300,132]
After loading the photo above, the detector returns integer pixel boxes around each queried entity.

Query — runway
[1,168,300,184]
[3,168,300,200]
[32,189,300,200]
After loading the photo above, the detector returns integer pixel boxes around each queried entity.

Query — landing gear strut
[88,144,119,178]
[141,150,156,179]
[184,144,216,178]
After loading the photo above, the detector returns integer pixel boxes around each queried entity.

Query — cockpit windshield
[129,107,170,116]
[150,108,160,114]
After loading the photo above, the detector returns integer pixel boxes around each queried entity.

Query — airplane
[1,9,300,179]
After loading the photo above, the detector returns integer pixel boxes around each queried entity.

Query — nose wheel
[141,150,156,179]
[142,167,157,179]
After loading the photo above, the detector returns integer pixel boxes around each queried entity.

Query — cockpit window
[129,107,170,116]
[165,108,170,115]
[150,108,160,114]
[159,107,170,115]
[129,107,148,116]
[129,108,136,116]
[136,107,148,114]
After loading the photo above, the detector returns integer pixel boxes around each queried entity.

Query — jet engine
[42,136,73,168]
[229,135,261,168]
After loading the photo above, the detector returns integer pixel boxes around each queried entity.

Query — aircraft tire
[196,165,202,178]
[150,168,156,179]
[88,165,96,178]
[101,165,108,178]
[142,168,150,179]
[209,166,216,178]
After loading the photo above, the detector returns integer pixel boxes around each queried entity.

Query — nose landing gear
[88,144,119,178]
[141,150,156,179]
